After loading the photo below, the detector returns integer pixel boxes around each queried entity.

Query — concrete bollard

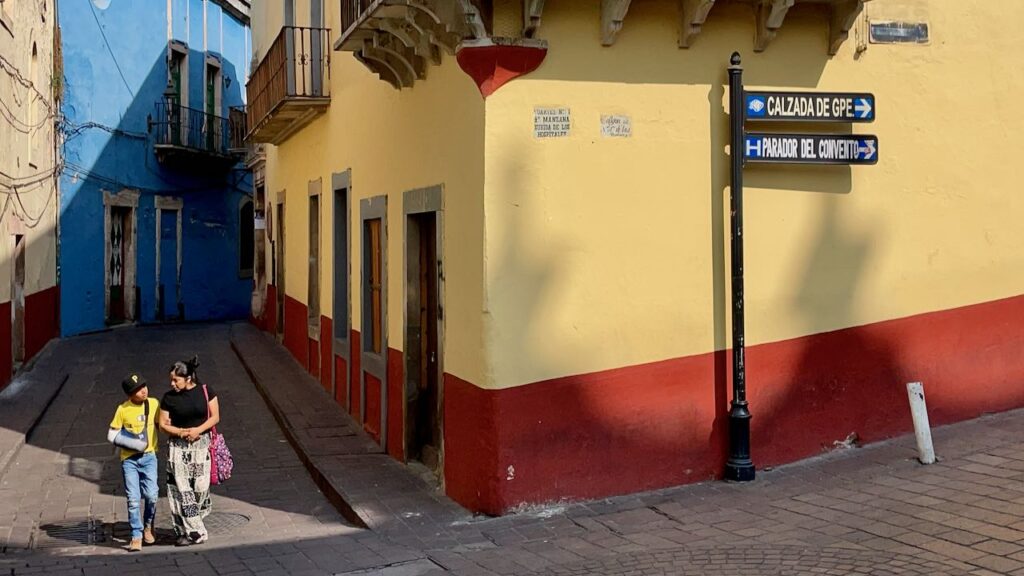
[906,382,936,464]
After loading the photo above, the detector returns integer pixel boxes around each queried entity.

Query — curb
[0,372,70,479]
[229,334,369,530]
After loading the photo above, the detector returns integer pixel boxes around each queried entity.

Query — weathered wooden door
[406,212,440,472]
[108,207,130,323]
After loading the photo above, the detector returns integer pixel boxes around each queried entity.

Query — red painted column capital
[456,38,548,97]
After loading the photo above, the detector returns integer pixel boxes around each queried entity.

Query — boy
[107,374,159,551]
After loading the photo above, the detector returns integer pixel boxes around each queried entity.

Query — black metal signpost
[724,53,878,483]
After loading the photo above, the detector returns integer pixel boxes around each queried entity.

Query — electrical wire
[88,1,134,98]
[0,96,53,132]
[62,120,146,141]
[0,165,61,185]
[15,186,56,228]
[0,196,13,224]
[0,54,54,114]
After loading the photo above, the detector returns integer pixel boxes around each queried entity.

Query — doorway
[106,203,136,325]
[155,197,183,321]
[332,171,351,408]
[403,186,443,476]
[12,234,25,370]
[205,60,221,152]
[275,199,285,339]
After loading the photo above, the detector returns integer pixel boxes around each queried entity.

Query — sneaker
[174,536,192,547]
[128,538,142,552]
[142,526,155,545]
[192,533,208,545]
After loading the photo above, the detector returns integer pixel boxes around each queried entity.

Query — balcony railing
[246,26,331,144]
[229,106,247,152]
[151,101,244,157]
[341,0,374,35]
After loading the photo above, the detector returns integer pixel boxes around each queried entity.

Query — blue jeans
[121,452,158,539]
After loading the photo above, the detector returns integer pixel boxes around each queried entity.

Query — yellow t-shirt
[109,398,159,460]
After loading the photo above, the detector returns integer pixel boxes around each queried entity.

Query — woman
[158,356,220,546]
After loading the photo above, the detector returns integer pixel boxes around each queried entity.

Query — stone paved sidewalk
[2,322,1024,575]
[0,324,363,555]
[228,323,479,547]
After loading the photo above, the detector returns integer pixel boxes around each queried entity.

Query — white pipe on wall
[906,382,936,465]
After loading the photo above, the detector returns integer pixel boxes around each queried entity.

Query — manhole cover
[32,519,101,549]
[205,512,250,534]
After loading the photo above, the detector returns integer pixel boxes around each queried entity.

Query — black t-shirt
[161,385,217,428]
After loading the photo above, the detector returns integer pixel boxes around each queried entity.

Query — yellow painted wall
[252,7,488,384]
[249,0,283,63]
[0,0,58,300]
[482,0,1024,389]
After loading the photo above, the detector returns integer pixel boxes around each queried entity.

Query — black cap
[122,373,147,396]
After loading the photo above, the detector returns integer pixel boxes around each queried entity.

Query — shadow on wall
[59,1,252,338]
[0,224,60,391]
[526,1,832,87]
[447,0,973,513]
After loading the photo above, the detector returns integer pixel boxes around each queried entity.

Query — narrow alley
[1,324,1023,575]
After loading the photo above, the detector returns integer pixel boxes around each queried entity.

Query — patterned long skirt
[167,434,213,540]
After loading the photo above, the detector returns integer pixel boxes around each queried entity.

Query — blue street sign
[744,133,878,165]
[745,91,875,122]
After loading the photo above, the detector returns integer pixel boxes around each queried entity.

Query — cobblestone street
[1,324,1023,575]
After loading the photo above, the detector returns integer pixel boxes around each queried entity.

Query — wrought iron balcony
[246,26,331,144]
[150,101,245,169]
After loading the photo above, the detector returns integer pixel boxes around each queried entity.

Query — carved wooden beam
[602,0,633,46]
[679,0,716,48]
[355,47,403,90]
[376,31,427,81]
[376,15,441,65]
[361,36,415,88]
[523,0,545,38]
[457,0,489,39]
[754,0,795,52]
[404,9,458,56]
[829,0,866,55]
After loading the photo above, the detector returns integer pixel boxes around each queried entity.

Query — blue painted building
[58,0,254,336]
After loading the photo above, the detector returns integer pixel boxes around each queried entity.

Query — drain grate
[205,512,250,534]
[32,519,101,549]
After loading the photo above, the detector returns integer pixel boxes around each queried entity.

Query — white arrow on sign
[858,139,877,159]
[855,98,873,119]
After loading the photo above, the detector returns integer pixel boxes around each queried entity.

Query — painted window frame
[103,189,141,324]
[274,190,286,339]
[361,198,386,356]
[204,53,222,118]
[168,40,189,109]
[308,179,322,338]
[359,194,388,448]
[154,195,184,321]
[27,39,38,167]
[332,170,352,407]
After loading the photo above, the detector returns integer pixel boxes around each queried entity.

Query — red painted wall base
[0,285,59,390]
[0,301,10,391]
[443,294,1024,515]
[25,286,59,361]
[249,287,1024,517]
